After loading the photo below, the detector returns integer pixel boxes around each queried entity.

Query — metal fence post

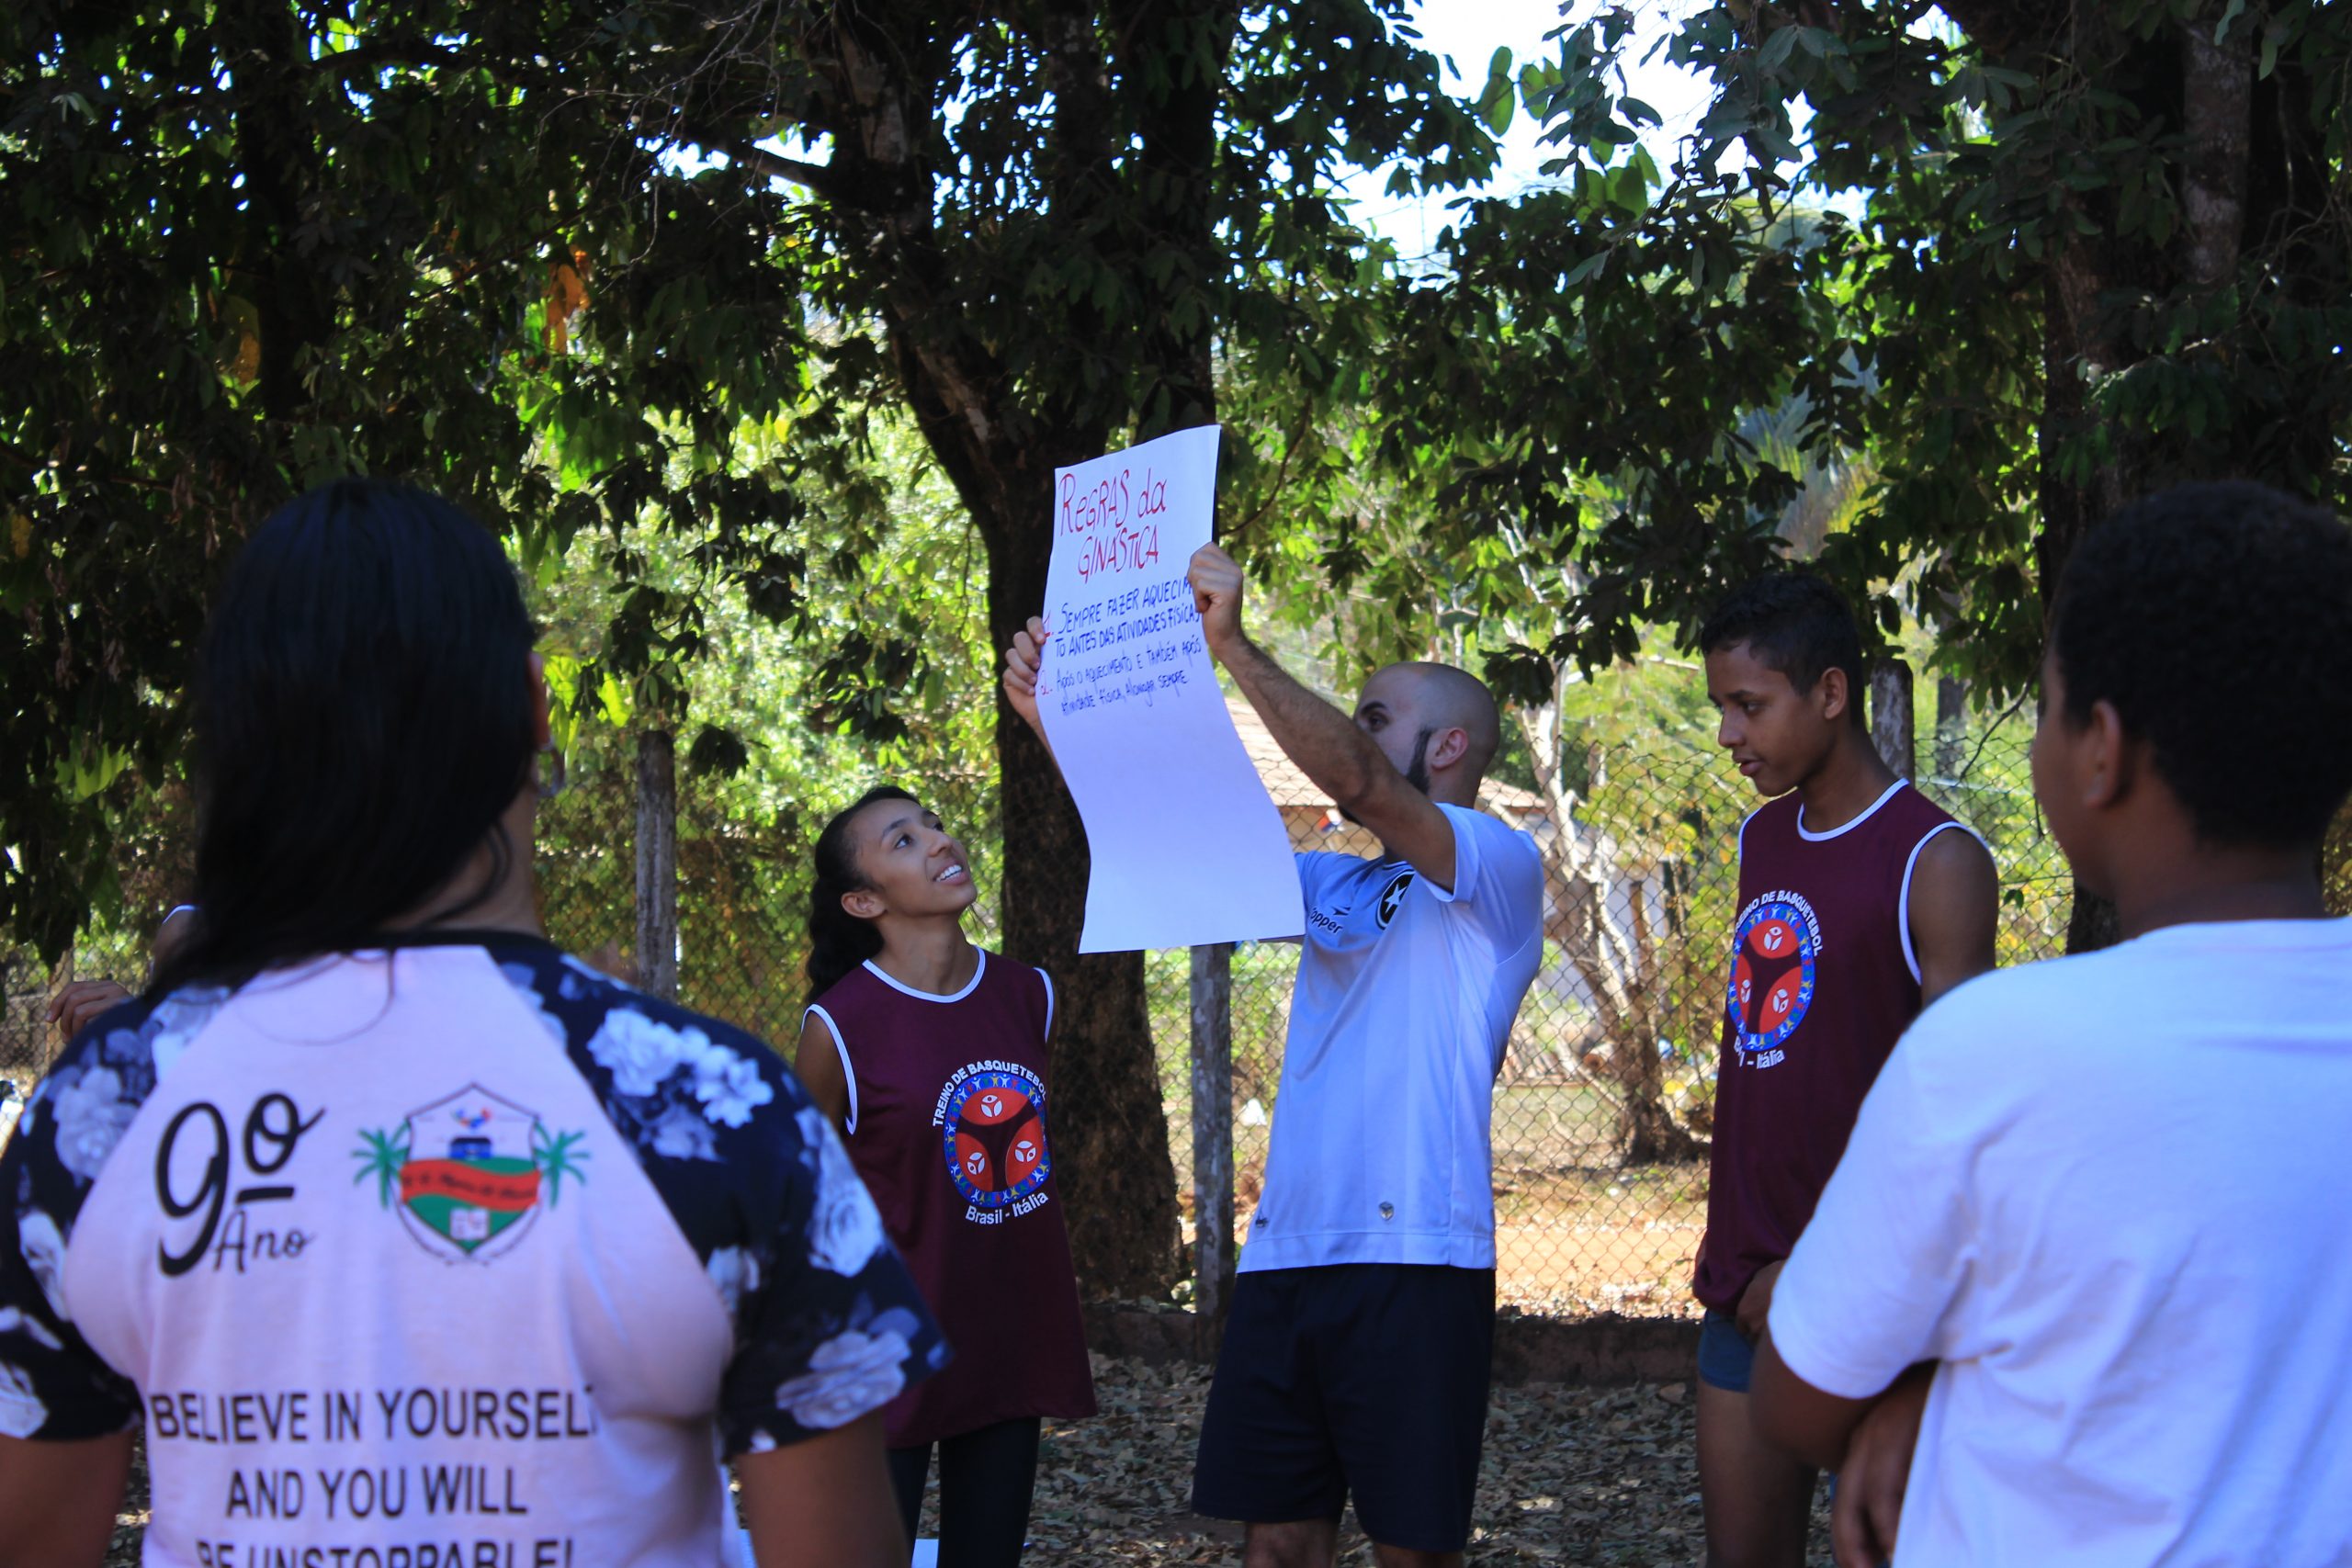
[635,727,679,1000]
[1189,941,1235,1352]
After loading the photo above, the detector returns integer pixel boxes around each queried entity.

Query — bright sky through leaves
[1342,0,1716,259]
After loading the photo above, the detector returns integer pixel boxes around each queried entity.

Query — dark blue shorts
[1191,1264,1495,1553]
[1698,1307,1756,1393]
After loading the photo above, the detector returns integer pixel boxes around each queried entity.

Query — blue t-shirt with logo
[1240,804,1545,1273]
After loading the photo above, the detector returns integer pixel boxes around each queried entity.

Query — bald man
[1003,545,1545,1568]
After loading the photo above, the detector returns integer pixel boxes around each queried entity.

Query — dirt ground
[109,1355,1834,1567]
[1006,1356,1834,1566]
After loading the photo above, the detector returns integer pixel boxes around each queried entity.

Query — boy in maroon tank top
[1692,574,1997,1568]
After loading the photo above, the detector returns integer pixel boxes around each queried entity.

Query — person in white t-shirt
[1003,544,1545,1568]
[0,480,943,1568]
[1749,480,2352,1566]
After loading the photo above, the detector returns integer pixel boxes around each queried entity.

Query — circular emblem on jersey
[1376,870,1416,930]
[1725,897,1820,1055]
[941,1065,1052,1208]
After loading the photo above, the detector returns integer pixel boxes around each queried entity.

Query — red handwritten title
[1057,464,1173,581]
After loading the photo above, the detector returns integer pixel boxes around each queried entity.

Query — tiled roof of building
[1225,694,1546,819]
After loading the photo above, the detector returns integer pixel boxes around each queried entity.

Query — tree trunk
[987,521,1182,1299]
[2036,257,2125,955]
[2022,6,2276,953]
[808,5,1216,1298]
[2180,15,2252,293]
[1613,870,1701,1164]
[1870,659,1916,782]
[1517,684,1702,1164]
[1189,942,1235,1352]
[1933,675,1968,781]
[634,727,678,1000]
[222,2,336,432]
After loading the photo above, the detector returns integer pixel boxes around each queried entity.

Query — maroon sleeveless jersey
[1693,781,1973,1312]
[806,951,1096,1447]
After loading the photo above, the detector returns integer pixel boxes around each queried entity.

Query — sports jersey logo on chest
[1725,889,1826,1067]
[1308,868,1416,941]
[932,1061,1053,1224]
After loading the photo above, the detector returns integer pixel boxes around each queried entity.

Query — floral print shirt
[0,933,944,1568]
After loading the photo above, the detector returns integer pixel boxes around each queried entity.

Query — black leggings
[887,1416,1043,1568]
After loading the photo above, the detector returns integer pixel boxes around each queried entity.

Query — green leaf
[687,724,752,776]
[56,746,133,802]
[1751,121,1801,164]
[597,671,633,726]
[543,652,582,711]
[1480,80,1517,136]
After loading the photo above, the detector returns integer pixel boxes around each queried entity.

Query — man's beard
[1339,728,1434,826]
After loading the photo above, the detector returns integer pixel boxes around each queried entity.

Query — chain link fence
[9,704,2347,1325]
[1151,709,2075,1319]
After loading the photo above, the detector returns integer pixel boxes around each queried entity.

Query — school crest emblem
[353,1085,589,1264]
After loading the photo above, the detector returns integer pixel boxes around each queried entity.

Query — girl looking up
[796,788,1096,1568]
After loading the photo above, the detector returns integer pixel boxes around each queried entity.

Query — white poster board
[1034,425,1305,952]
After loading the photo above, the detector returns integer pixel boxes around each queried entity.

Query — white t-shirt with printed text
[0,935,944,1568]
[1770,917,2352,1566]
[1238,803,1545,1273]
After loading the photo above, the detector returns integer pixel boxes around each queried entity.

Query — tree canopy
[1336,0,2350,702]
[4,0,1504,1294]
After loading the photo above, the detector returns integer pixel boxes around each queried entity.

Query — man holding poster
[1004,544,1544,1568]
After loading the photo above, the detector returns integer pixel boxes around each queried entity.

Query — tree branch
[675,127,860,205]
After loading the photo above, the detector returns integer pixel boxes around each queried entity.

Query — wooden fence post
[635,728,679,1000]
[1933,674,1969,780]
[1870,659,1917,782]
[1189,941,1235,1353]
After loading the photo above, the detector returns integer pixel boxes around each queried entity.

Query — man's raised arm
[1001,614,1063,775]
[1186,545,1460,891]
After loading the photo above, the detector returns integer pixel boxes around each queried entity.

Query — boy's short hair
[2052,480,2352,848]
[1697,571,1869,729]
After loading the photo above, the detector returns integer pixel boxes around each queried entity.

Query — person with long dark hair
[0,480,940,1568]
[793,788,1094,1568]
